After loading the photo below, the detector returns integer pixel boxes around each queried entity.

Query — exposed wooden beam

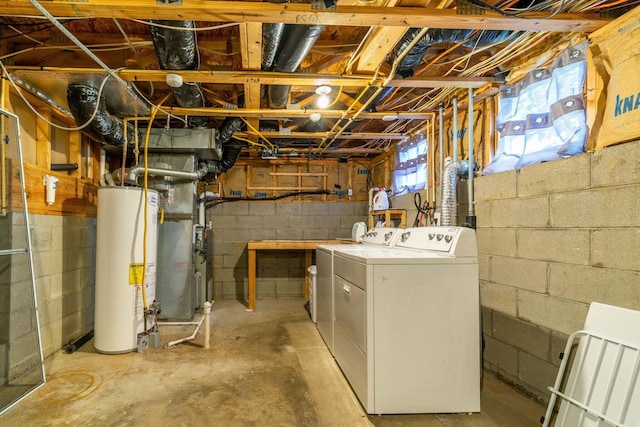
[239,23,262,71]
[0,1,609,33]
[159,106,434,120]
[238,131,409,140]
[9,67,495,88]
[354,27,406,73]
[239,22,263,134]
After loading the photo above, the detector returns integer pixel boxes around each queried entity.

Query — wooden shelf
[368,209,407,229]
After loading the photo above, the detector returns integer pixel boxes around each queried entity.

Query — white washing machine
[331,226,481,414]
[316,227,401,354]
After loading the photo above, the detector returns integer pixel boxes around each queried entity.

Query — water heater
[94,187,158,353]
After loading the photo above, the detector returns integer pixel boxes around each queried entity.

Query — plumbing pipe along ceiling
[0,0,631,160]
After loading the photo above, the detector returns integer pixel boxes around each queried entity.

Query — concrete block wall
[475,139,640,402]
[0,212,96,384]
[32,215,96,358]
[209,201,368,300]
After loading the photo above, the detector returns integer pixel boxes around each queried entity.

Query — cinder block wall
[32,215,96,358]
[475,139,640,402]
[209,201,368,300]
[0,213,95,382]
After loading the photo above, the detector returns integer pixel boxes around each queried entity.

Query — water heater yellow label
[129,263,144,285]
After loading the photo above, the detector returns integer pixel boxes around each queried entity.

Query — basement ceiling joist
[1,0,630,160]
[7,67,495,88]
[0,1,608,32]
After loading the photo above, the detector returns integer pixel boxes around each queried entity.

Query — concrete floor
[0,299,546,426]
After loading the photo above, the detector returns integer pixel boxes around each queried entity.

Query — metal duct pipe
[441,157,460,226]
[267,0,334,108]
[200,117,245,175]
[453,97,459,161]
[149,20,208,128]
[67,84,140,147]
[126,165,209,186]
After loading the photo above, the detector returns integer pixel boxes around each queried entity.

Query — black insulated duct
[150,20,209,128]
[262,0,290,71]
[200,117,245,175]
[366,29,517,111]
[67,84,140,147]
[267,0,335,109]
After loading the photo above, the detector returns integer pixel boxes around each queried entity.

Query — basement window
[393,134,427,196]
[484,41,588,174]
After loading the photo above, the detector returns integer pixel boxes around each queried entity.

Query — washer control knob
[436,234,444,241]
[444,235,453,243]
[401,232,410,242]
[428,233,435,240]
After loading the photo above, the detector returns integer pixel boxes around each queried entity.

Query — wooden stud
[35,107,51,171]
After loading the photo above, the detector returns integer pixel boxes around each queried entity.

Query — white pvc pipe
[99,149,107,187]
[159,321,202,326]
[199,200,206,227]
[438,103,444,212]
[204,301,211,349]
[165,315,205,348]
[468,87,475,217]
[198,191,215,227]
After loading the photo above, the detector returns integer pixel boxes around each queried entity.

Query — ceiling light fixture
[315,85,331,96]
[309,112,322,122]
[165,73,184,88]
[315,85,332,109]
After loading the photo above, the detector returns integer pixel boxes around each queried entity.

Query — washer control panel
[394,226,476,255]
[361,227,401,246]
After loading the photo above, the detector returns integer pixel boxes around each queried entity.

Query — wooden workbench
[247,240,351,311]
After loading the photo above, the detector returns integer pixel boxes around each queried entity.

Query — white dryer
[315,227,401,354]
[331,226,480,414]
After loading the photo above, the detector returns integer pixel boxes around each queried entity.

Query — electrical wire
[232,135,271,150]
[206,190,331,207]
[0,41,153,60]
[140,98,166,315]
[412,192,434,227]
[326,86,344,109]
[240,118,276,150]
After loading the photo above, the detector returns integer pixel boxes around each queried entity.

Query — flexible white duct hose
[441,158,460,226]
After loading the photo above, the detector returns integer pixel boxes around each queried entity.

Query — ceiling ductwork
[67,84,140,148]
[267,0,335,109]
[200,117,245,175]
[262,0,289,71]
[366,29,517,111]
[149,20,209,128]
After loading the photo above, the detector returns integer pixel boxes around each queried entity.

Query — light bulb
[317,94,330,109]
